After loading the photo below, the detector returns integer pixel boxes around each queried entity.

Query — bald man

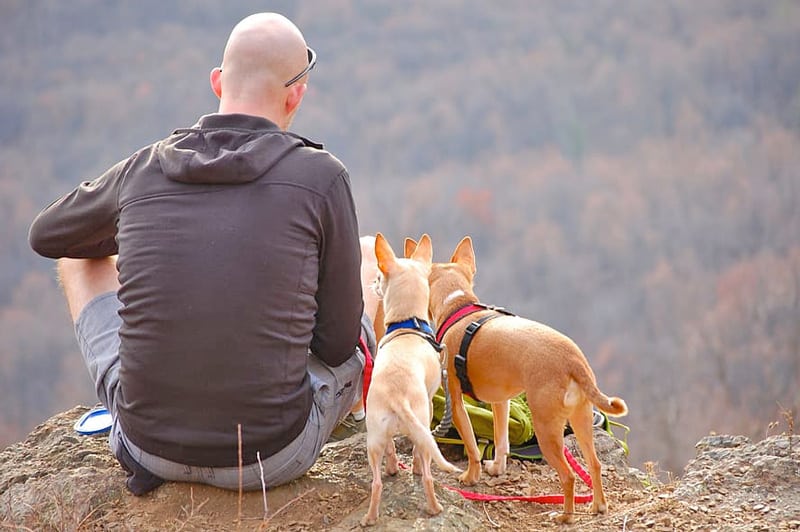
[29,13,375,496]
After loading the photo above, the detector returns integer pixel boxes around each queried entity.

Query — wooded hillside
[1,0,798,474]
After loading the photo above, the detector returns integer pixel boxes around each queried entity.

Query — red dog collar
[435,303,486,343]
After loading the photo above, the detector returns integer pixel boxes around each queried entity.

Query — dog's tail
[594,393,628,417]
[571,363,629,418]
[397,401,461,473]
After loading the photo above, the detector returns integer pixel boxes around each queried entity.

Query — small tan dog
[428,236,628,524]
[361,233,460,526]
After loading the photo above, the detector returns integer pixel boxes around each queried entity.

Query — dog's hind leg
[569,403,607,514]
[531,415,576,524]
[419,450,444,516]
[412,444,423,475]
[362,435,387,526]
[385,438,399,476]
[484,400,510,476]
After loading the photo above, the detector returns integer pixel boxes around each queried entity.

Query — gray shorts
[75,291,368,491]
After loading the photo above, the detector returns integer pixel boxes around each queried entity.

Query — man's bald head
[211,13,312,127]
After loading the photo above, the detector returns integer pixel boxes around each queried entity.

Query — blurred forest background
[1,0,798,475]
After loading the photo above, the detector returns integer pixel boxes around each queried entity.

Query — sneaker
[327,413,366,442]
[593,409,608,429]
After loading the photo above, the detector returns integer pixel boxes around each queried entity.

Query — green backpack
[430,389,629,460]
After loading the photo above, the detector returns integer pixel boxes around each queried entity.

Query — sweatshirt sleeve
[310,168,364,367]
[28,157,129,259]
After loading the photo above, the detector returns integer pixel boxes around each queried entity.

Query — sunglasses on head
[218,47,317,87]
[284,47,317,87]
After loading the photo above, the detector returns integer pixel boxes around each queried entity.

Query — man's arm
[311,168,363,366]
[29,158,129,259]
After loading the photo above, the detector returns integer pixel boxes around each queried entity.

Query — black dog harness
[435,303,514,400]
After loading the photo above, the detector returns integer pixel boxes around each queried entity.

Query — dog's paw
[458,469,480,486]
[360,514,377,527]
[483,459,506,477]
[424,501,444,516]
[555,512,575,525]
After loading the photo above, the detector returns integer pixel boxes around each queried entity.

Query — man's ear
[210,67,222,99]
[285,82,307,116]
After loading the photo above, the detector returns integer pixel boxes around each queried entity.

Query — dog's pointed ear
[404,237,418,258]
[374,232,396,275]
[411,234,432,264]
[450,236,476,274]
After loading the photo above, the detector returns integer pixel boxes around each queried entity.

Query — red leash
[358,335,374,412]
[401,446,593,505]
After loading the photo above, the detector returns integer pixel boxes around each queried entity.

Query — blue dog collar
[385,317,434,336]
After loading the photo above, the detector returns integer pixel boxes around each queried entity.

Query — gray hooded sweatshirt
[29,113,363,467]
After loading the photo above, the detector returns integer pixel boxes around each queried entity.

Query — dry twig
[258,488,316,530]
[238,423,243,528]
[257,451,269,519]
[481,501,501,528]
[175,486,209,532]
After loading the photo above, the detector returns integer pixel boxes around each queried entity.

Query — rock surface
[2,406,799,531]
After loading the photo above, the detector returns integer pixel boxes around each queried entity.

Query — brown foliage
[1,1,798,477]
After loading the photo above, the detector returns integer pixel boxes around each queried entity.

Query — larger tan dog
[428,236,628,524]
[361,233,460,526]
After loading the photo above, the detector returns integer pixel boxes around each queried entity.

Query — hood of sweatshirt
[157,113,322,185]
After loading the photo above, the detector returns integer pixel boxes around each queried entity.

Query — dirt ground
[1,405,799,531]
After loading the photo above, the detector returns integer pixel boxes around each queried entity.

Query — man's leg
[58,257,124,415]
[360,235,380,326]
[329,236,380,439]
[57,257,120,322]
[59,257,166,495]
